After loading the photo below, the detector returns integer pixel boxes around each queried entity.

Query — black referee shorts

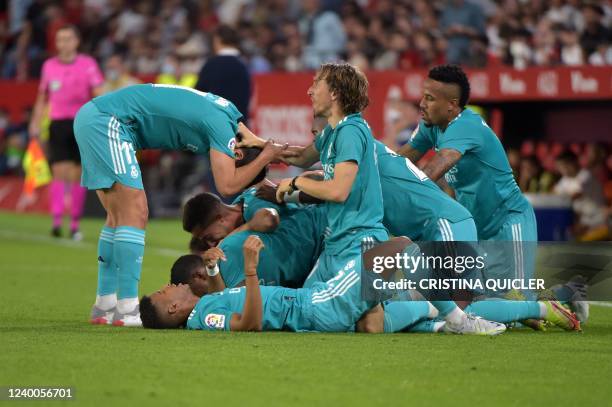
[48,119,81,165]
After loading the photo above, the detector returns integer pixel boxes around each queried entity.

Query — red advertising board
[250,66,612,144]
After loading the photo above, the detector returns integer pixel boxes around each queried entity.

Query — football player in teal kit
[398,65,538,294]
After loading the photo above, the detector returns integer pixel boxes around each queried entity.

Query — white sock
[433,321,446,332]
[445,306,466,325]
[427,302,439,319]
[95,294,117,311]
[117,298,139,314]
[538,302,548,319]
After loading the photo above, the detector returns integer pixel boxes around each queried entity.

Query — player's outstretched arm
[210,141,287,196]
[280,144,320,168]
[276,161,358,203]
[420,148,462,181]
[229,236,264,332]
[397,143,426,163]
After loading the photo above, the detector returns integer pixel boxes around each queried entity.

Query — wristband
[290,176,299,191]
[206,263,220,277]
[284,190,301,204]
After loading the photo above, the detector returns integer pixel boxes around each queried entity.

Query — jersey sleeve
[218,237,246,288]
[242,194,282,222]
[197,308,233,331]
[408,121,434,153]
[334,124,365,165]
[205,115,237,159]
[85,57,104,88]
[437,118,481,154]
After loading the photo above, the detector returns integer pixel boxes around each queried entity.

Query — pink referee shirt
[39,54,104,120]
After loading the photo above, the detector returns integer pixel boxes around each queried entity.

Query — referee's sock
[50,180,65,229]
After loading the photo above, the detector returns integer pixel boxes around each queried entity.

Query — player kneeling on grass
[139,236,386,332]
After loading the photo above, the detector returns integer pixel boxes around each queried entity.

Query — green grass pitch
[1,211,611,406]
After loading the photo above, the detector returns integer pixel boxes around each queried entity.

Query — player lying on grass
[170,238,581,333]
[140,235,422,332]
[76,84,293,327]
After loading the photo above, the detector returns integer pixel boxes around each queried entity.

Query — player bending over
[76,84,290,326]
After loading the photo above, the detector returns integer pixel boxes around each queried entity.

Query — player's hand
[236,122,265,148]
[202,247,226,268]
[243,235,264,272]
[260,139,292,163]
[275,178,294,203]
[256,184,280,204]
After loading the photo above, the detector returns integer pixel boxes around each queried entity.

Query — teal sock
[430,301,459,317]
[114,226,145,300]
[96,226,116,296]
[383,301,430,333]
[465,299,541,323]
[408,319,444,333]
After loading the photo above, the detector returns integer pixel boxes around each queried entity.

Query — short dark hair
[319,62,369,115]
[215,25,240,47]
[235,147,267,187]
[171,255,204,285]
[139,295,174,329]
[428,64,471,108]
[182,193,222,233]
[189,236,210,253]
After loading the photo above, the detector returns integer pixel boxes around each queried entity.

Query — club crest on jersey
[228,138,236,151]
[130,165,139,179]
[185,144,198,153]
[205,313,225,329]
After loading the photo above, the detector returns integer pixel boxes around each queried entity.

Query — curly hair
[318,62,369,115]
[428,64,471,108]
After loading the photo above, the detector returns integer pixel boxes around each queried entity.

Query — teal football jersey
[217,205,327,288]
[91,84,241,158]
[232,186,299,221]
[314,113,387,254]
[375,140,472,239]
[186,286,312,331]
[409,108,529,239]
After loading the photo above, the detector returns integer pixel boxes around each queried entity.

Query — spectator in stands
[28,25,104,240]
[440,0,486,65]
[195,25,251,120]
[554,151,608,241]
[100,53,140,94]
[155,53,197,88]
[299,0,346,69]
[519,155,557,193]
[580,4,610,60]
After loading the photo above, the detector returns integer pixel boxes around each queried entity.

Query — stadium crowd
[0,0,610,240]
[1,0,611,79]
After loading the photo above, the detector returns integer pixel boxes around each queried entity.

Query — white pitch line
[0,229,184,258]
[589,301,612,308]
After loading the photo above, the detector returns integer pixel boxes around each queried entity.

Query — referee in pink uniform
[29,25,104,240]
